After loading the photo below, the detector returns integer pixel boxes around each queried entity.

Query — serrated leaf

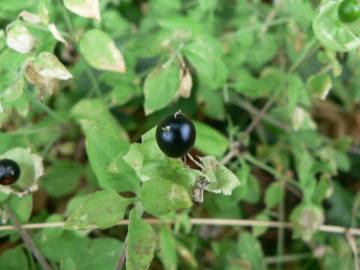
[201,156,241,195]
[80,29,125,73]
[64,0,100,20]
[72,99,140,193]
[140,178,193,216]
[126,209,157,270]
[65,190,129,230]
[193,121,229,157]
[265,182,284,208]
[144,61,180,114]
[6,22,35,54]
[313,1,360,52]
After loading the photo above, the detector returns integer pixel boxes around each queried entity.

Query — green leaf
[144,61,180,114]
[234,68,284,98]
[313,1,360,52]
[80,29,125,73]
[313,175,332,205]
[183,37,227,89]
[127,209,157,270]
[0,246,29,270]
[290,202,324,242]
[193,121,229,157]
[72,99,140,193]
[237,232,267,270]
[253,212,271,237]
[65,190,129,230]
[0,48,27,93]
[60,258,77,270]
[264,182,284,208]
[2,77,24,103]
[6,194,33,223]
[72,238,123,270]
[201,156,241,195]
[159,226,177,270]
[140,178,193,216]
[307,72,332,99]
[37,231,89,262]
[64,0,100,20]
[42,160,83,198]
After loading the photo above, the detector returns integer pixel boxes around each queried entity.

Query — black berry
[156,112,196,158]
[0,159,21,185]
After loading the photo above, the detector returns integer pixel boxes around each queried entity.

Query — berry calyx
[338,0,360,23]
[0,159,21,185]
[156,112,196,158]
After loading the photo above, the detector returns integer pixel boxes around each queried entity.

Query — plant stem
[29,92,66,123]
[1,218,360,236]
[114,236,128,270]
[276,188,285,270]
[5,205,52,270]
[265,253,312,265]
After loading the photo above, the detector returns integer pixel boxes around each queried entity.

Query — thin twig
[276,185,285,270]
[221,97,277,164]
[345,231,360,270]
[1,218,360,236]
[114,236,128,270]
[265,253,312,265]
[5,205,52,270]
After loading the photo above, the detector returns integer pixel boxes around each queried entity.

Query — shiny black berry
[338,0,360,23]
[156,112,196,158]
[0,159,21,185]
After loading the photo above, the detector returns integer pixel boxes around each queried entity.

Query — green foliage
[65,190,129,230]
[1,0,360,269]
[127,209,157,270]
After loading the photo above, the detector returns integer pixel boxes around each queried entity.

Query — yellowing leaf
[64,0,101,20]
[18,11,41,24]
[179,68,192,98]
[32,52,72,80]
[6,22,35,54]
[48,24,67,45]
[80,29,126,73]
